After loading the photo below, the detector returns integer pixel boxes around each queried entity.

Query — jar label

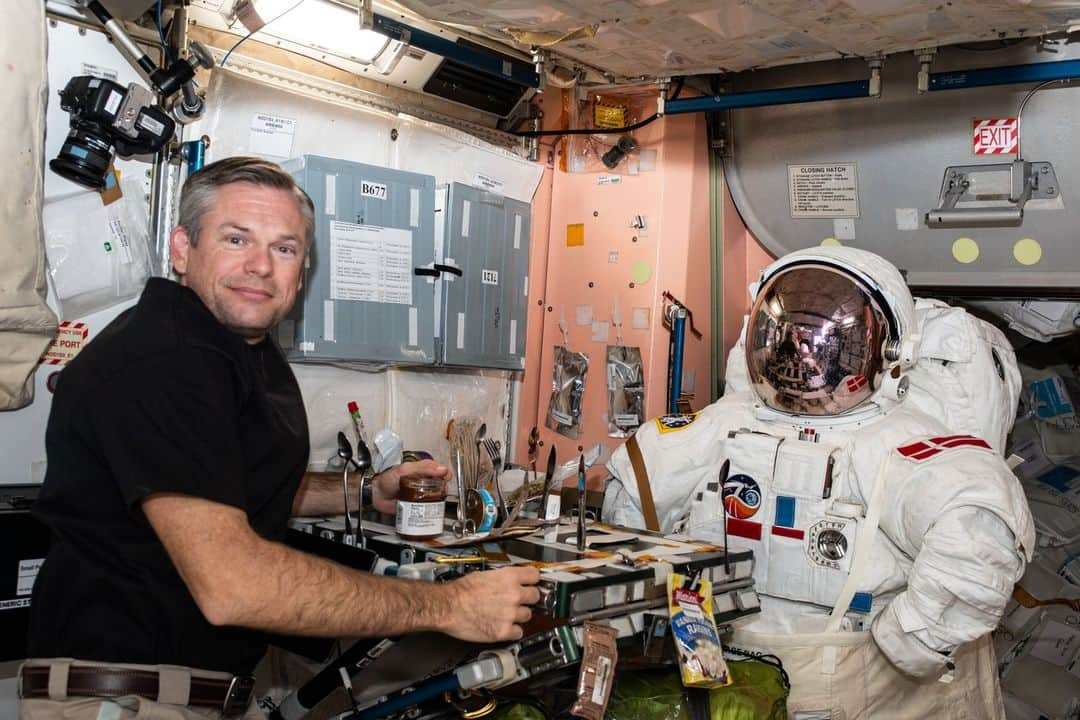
[396,500,446,535]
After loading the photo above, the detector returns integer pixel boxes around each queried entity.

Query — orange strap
[1012,584,1080,611]
[626,434,660,532]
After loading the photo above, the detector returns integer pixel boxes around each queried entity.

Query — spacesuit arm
[603,404,731,532]
[868,433,1035,678]
[872,505,1023,676]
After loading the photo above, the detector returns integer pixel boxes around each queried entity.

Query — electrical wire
[220,0,306,68]
[155,0,175,63]
[1015,78,1073,159]
[512,76,686,138]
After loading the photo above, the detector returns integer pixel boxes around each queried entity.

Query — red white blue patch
[723,474,762,520]
[896,434,991,462]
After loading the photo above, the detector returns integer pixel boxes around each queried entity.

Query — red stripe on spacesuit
[898,441,931,458]
[726,517,762,541]
[939,437,991,450]
[897,435,992,462]
[771,525,805,540]
[929,434,979,444]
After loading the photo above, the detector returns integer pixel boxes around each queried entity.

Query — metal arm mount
[926,159,1059,227]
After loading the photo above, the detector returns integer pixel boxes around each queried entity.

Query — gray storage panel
[279,155,436,365]
[439,183,531,370]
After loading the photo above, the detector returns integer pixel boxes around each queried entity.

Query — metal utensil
[474,422,487,490]
[717,459,731,574]
[481,438,508,525]
[542,445,560,522]
[336,431,356,544]
[576,454,587,551]
[451,448,475,538]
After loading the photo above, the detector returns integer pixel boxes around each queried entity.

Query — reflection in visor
[745,265,890,416]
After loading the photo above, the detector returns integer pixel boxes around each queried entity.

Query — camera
[50,77,175,190]
[49,1,215,190]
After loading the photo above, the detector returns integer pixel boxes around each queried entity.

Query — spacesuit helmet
[744,246,918,416]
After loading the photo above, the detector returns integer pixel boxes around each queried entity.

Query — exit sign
[973,118,1018,155]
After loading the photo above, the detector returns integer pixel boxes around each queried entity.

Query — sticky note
[567,223,585,247]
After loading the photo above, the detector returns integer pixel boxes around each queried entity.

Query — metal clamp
[926,159,1059,227]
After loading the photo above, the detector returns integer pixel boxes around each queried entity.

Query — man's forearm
[220,532,450,637]
[292,471,356,517]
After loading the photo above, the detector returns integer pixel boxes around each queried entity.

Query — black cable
[724,645,791,690]
[513,111,660,138]
[221,0,305,67]
[512,76,685,138]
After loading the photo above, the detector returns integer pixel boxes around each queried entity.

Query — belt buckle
[221,675,254,717]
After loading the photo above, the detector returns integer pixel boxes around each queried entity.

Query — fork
[481,438,509,524]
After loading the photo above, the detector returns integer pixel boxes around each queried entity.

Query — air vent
[422,39,530,117]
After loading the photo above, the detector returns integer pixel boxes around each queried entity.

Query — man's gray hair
[177,156,315,250]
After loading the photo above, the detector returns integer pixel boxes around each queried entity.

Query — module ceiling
[386,0,1080,79]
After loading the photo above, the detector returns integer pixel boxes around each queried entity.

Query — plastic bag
[42,179,152,319]
[607,345,645,437]
[547,346,589,439]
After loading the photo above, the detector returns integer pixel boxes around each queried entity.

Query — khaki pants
[18,660,265,720]
[730,629,1004,720]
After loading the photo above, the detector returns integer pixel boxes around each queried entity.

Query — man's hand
[437,566,542,642]
[370,460,449,514]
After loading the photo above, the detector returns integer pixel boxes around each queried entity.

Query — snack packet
[667,572,732,688]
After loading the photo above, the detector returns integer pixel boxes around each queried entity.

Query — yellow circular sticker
[820,238,842,247]
[631,260,652,284]
[951,237,979,264]
[1013,238,1042,266]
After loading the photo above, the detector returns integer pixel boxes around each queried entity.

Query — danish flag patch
[845,375,868,394]
[897,435,991,461]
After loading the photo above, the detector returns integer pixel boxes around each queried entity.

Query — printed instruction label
[107,217,133,264]
[474,172,505,193]
[81,62,119,82]
[395,500,445,536]
[360,181,388,200]
[329,221,413,306]
[17,559,44,596]
[249,113,296,158]
[39,322,89,366]
[597,174,622,185]
[481,269,499,285]
[788,163,859,218]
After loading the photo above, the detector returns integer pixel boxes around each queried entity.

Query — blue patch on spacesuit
[1037,465,1079,493]
[849,592,873,613]
[774,496,796,528]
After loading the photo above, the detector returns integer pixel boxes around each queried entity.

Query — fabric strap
[626,434,660,531]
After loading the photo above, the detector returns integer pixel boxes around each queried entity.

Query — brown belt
[20,665,255,717]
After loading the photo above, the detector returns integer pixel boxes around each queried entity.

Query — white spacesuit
[604,246,1035,718]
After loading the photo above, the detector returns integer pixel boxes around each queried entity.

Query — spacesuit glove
[871,594,951,677]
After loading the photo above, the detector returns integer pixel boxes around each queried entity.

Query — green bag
[605,660,788,720]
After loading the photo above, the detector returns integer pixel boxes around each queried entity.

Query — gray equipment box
[279,155,437,365]
[437,183,531,371]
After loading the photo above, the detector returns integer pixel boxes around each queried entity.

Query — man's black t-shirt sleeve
[85,345,249,511]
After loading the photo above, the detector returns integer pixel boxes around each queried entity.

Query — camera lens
[49,123,115,190]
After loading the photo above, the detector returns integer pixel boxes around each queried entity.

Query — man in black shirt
[21,157,540,719]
